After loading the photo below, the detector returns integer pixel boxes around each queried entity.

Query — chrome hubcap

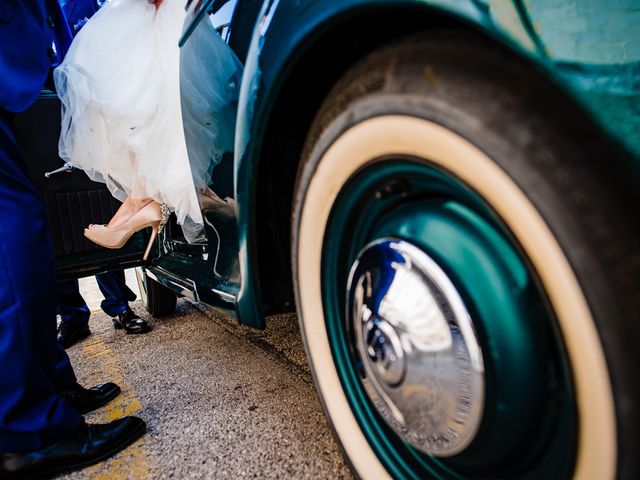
[347,239,485,457]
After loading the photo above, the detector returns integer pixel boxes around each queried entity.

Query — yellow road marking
[77,335,152,479]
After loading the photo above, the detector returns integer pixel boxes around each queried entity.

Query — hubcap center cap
[364,317,406,386]
[347,239,485,457]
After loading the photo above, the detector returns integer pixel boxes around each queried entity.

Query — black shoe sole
[75,386,122,415]
[19,420,146,480]
[112,319,151,334]
[58,328,91,350]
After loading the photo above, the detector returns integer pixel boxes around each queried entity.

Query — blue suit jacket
[0,0,72,113]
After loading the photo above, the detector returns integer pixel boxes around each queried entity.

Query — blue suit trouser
[58,271,137,327]
[0,115,82,453]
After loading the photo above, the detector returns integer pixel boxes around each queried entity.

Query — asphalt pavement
[60,274,352,479]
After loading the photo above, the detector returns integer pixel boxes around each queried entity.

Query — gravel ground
[60,278,352,480]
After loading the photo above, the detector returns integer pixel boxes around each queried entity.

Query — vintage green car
[13,0,639,478]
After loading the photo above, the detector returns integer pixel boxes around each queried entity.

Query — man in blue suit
[60,0,105,32]
[0,1,145,477]
[56,0,151,350]
[57,270,151,348]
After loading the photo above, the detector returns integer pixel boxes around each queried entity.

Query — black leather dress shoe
[57,322,91,349]
[113,307,151,334]
[0,416,146,479]
[59,382,121,415]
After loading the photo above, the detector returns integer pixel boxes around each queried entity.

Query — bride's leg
[106,153,153,228]
[104,197,133,228]
[106,196,153,229]
[201,186,225,203]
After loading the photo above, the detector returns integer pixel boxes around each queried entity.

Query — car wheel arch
[239,3,629,326]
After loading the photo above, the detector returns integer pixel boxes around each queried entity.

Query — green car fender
[232,0,640,327]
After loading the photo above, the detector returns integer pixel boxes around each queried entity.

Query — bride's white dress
[54,0,240,241]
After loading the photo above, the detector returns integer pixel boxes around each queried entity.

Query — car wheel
[292,32,638,479]
[135,267,177,317]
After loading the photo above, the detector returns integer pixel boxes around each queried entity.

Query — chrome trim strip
[211,287,235,303]
[146,265,200,302]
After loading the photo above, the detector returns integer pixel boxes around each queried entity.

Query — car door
[11,89,148,281]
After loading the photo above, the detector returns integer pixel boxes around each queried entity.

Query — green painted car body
[227,0,639,327]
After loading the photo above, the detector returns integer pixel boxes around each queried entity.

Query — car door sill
[145,265,238,306]
[145,265,200,302]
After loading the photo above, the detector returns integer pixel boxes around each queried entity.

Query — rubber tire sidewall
[136,268,177,317]
[292,32,639,480]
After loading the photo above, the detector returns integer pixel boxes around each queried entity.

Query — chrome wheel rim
[348,239,484,457]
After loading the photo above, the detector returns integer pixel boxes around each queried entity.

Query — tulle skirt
[54,0,241,241]
[179,4,243,193]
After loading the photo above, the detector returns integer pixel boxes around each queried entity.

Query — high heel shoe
[197,193,236,219]
[84,201,170,260]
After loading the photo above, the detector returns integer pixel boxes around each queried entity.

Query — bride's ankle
[129,198,153,210]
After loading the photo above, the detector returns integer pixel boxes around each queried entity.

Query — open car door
[11,90,148,281]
